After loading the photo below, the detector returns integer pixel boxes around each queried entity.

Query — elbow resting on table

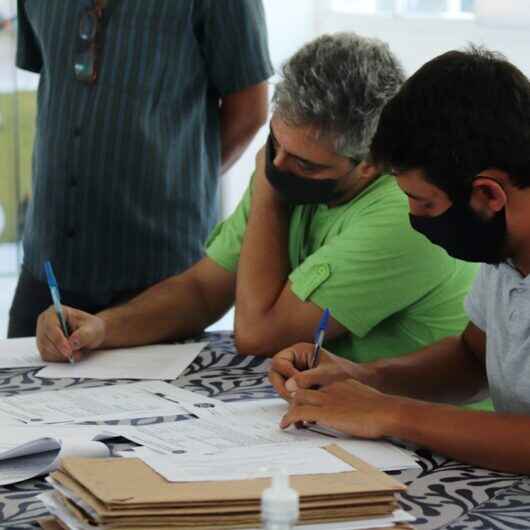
[234,324,276,358]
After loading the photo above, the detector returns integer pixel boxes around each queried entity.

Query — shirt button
[70,179,77,187]
[66,228,76,238]
[73,127,81,137]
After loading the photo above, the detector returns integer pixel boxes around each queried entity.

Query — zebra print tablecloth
[0,332,529,530]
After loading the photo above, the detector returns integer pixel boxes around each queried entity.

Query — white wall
[318,11,530,77]
[221,0,321,216]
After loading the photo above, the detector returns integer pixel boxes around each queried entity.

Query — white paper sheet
[224,399,420,470]
[116,398,419,471]
[0,337,45,368]
[0,410,25,426]
[0,429,111,486]
[142,445,353,482]
[39,491,93,530]
[116,446,167,459]
[115,408,323,455]
[137,380,227,414]
[251,510,415,530]
[222,398,287,419]
[36,341,209,380]
[0,425,115,458]
[45,476,99,520]
[0,381,221,424]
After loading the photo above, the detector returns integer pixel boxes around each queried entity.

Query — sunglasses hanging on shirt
[74,0,113,83]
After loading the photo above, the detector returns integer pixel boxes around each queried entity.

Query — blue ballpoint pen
[44,261,74,363]
[309,308,330,369]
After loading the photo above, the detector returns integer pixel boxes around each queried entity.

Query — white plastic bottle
[261,469,300,530]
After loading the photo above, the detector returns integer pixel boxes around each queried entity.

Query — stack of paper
[40,445,412,530]
[39,510,415,530]
[0,381,229,486]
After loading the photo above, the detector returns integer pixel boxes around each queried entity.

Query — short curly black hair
[371,45,530,200]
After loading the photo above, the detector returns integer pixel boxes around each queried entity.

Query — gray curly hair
[272,32,406,160]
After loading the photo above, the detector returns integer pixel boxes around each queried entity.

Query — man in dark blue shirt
[10,0,273,337]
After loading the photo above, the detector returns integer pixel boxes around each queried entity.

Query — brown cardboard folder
[47,444,407,529]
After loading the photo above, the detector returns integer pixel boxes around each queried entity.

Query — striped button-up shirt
[17,0,272,299]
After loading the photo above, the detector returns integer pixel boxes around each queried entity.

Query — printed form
[0,381,223,424]
[118,398,419,471]
[142,445,353,482]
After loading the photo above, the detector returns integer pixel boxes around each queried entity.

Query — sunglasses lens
[79,11,97,40]
[74,51,96,82]
[75,5,102,83]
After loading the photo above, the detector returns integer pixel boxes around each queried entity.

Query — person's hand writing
[268,342,371,399]
[280,379,397,439]
[36,306,106,362]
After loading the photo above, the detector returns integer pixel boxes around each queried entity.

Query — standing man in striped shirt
[9,0,273,337]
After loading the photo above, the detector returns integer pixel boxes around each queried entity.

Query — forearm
[386,398,530,473]
[366,336,487,403]
[235,193,291,341]
[220,120,260,175]
[219,83,268,174]
[99,274,223,348]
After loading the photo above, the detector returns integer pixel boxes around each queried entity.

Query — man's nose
[273,148,289,171]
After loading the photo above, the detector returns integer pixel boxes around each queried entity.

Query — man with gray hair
[35,33,477,368]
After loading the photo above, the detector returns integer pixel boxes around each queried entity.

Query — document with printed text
[0,381,222,424]
[141,445,353,482]
[117,398,419,471]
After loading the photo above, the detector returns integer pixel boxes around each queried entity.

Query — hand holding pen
[309,308,330,372]
[44,261,75,363]
[288,308,331,429]
[269,309,364,400]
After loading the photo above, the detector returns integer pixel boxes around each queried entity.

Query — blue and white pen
[309,308,330,369]
[44,260,74,363]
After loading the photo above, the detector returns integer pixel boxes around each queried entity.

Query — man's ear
[357,161,380,180]
[471,170,509,214]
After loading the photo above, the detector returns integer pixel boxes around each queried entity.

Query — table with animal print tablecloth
[0,332,528,530]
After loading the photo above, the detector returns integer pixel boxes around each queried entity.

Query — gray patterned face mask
[265,134,340,205]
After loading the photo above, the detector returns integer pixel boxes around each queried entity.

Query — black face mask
[409,196,507,264]
[265,134,341,205]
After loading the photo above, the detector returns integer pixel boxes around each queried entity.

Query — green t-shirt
[206,174,478,363]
